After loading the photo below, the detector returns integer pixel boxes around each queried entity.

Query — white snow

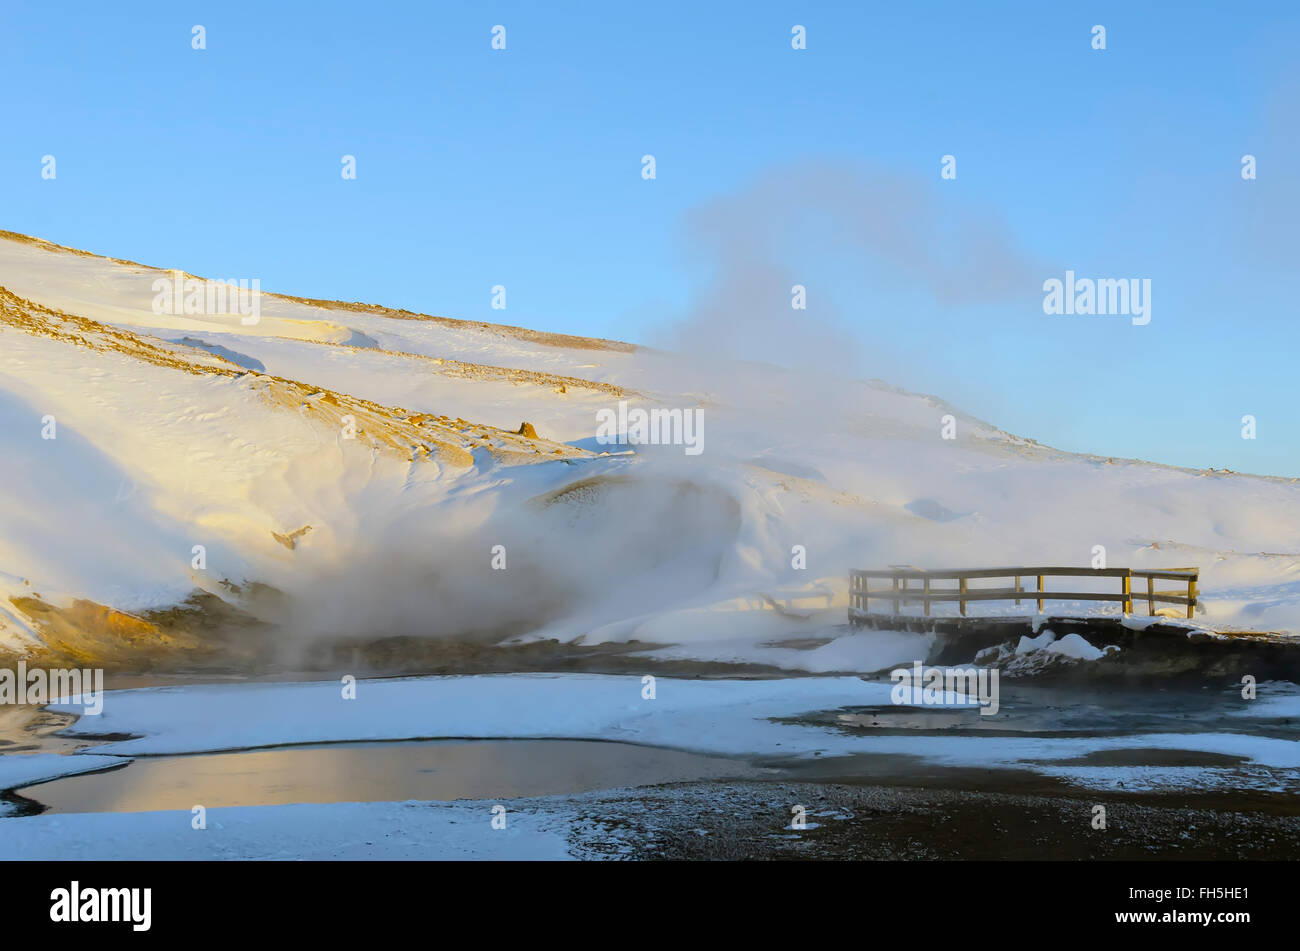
[2,231,1300,665]
[0,799,575,860]
[1227,684,1300,718]
[1016,631,1057,654]
[47,674,899,757]
[1045,632,1106,661]
[0,753,125,790]
[45,674,1300,773]
[1015,630,1107,660]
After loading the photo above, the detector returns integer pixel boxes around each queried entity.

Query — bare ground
[562,779,1300,860]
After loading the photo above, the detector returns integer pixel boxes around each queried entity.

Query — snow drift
[1,230,1299,669]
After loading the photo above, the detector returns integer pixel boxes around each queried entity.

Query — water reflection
[17,740,762,814]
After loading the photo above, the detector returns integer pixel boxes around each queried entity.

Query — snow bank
[0,753,126,791]
[47,674,1300,774]
[50,674,897,757]
[3,230,1300,673]
[0,799,574,860]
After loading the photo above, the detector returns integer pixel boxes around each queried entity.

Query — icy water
[13,739,765,814]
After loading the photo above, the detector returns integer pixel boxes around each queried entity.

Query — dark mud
[562,780,1300,860]
[855,614,1300,683]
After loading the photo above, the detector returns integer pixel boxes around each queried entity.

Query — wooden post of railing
[849,567,1199,623]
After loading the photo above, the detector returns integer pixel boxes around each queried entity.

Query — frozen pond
[13,739,764,814]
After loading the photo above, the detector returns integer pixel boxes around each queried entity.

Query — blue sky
[2,1,1297,475]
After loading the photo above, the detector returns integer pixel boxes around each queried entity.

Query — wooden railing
[848,566,1198,620]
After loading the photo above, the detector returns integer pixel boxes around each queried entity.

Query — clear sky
[2,1,1297,476]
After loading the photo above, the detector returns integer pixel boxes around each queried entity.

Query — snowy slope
[1,230,1298,663]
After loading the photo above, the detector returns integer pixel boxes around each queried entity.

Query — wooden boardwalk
[849,566,1198,622]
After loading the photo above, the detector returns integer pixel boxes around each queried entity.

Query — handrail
[848,566,1198,620]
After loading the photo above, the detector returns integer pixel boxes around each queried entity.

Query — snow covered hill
[2,230,1298,666]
